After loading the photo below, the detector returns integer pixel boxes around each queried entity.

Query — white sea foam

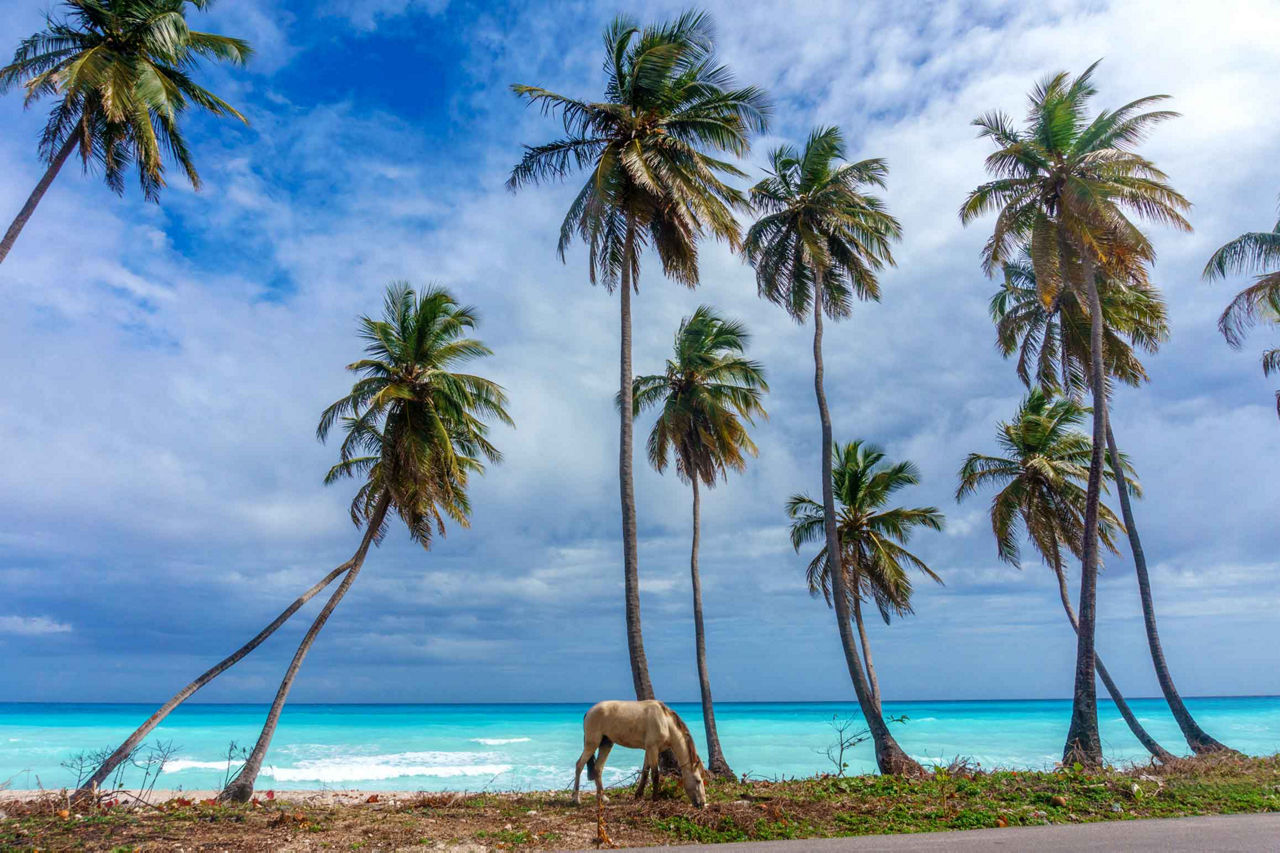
[469,737,531,745]
[164,759,233,773]
[251,751,512,783]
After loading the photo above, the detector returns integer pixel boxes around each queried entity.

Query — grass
[0,754,1276,850]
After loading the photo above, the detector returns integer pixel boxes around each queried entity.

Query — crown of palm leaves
[508,10,769,290]
[1,0,250,199]
[318,283,513,547]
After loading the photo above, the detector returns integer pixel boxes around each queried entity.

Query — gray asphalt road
[564,813,1280,852]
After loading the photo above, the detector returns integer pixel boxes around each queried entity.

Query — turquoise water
[2,699,1276,792]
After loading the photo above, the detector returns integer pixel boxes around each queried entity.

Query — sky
[0,0,1277,707]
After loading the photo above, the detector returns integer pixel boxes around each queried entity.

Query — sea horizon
[4,693,1280,706]
[5,697,1277,793]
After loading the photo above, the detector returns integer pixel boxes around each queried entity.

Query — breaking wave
[258,751,512,784]
[469,737,531,745]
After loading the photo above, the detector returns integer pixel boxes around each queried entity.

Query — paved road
[563,813,1280,852]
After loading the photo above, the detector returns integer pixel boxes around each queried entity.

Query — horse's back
[584,700,664,749]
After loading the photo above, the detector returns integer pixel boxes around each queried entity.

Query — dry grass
[1,754,1276,851]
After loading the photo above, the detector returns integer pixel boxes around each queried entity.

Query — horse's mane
[657,702,703,769]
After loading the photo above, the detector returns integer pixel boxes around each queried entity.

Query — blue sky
[0,0,1277,705]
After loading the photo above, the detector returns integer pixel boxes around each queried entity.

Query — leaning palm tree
[219,283,512,803]
[507,11,767,701]
[992,254,1231,755]
[74,562,353,800]
[630,305,767,779]
[745,126,917,774]
[786,441,943,716]
[957,389,1174,763]
[1203,200,1280,417]
[960,62,1190,765]
[0,0,251,264]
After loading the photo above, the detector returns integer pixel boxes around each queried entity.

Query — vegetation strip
[3,755,1277,850]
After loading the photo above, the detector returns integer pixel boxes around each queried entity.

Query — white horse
[573,699,710,808]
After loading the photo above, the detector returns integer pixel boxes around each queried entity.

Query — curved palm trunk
[690,480,733,778]
[219,496,390,803]
[1051,553,1174,763]
[812,297,920,776]
[73,559,354,800]
[1064,253,1105,767]
[0,135,79,265]
[851,593,882,713]
[619,214,655,702]
[1104,423,1230,754]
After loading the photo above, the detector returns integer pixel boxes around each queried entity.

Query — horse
[573,699,710,809]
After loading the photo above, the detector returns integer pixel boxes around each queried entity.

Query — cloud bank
[0,0,1276,706]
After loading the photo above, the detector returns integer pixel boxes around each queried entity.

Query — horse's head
[681,762,708,808]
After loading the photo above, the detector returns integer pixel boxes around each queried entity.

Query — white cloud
[0,616,72,636]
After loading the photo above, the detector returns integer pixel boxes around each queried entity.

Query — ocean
[1,698,1276,792]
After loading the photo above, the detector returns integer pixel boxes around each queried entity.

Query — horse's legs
[595,749,613,847]
[650,762,661,801]
[572,742,594,805]
[634,753,650,799]
[638,746,660,800]
[595,740,613,781]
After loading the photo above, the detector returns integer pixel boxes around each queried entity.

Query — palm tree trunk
[1064,251,1105,767]
[219,495,391,803]
[812,295,919,776]
[1051,552,1174,763]
[851,593,882,713]
[0,134,79,265]
[73,559,354,801]
[689,479,733,779]
[619,213,654,702]
[1104,423,1230,754]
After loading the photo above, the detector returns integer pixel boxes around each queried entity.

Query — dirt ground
[2,755,1277,851]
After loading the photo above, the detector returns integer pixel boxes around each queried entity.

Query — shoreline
[0,788,541,805]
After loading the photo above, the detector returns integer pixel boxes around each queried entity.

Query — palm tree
[1203,200,1280,417]
[0,0,250,264]
[786,441,943,716]
[960,63,1190,765]
[507,11,767,701]
[957,389,1175,763]
[630,305,767,779]
[992,250,1167,394]
[745,126,917,774]
[219,283,512,803]
[993,254,1231,755]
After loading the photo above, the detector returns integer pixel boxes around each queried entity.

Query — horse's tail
[585,735,611,781]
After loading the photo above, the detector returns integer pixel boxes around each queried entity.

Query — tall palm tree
[1203,200,1280,417]
[786,441,943,715]
[507,11,767,701]
[631,305,767,778]
[993,254,1231,755]
[745,126,917,774]
[219,283,512,803]
[957,389,1174,763]
[0,0,250,264]
[960,63,1190,765]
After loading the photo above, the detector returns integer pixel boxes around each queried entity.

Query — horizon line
[3,694,1275,707]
